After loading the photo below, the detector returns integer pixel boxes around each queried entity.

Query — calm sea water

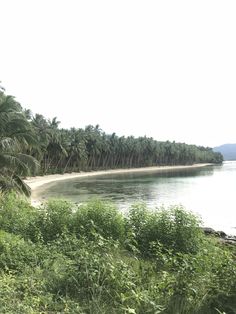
[37,161,236,235]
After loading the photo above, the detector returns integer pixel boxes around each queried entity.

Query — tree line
[0,90,223,194]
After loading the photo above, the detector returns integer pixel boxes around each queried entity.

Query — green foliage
[0,270,83,313]
[73,200,125,241]
[0,194,235,313]
[37,199,74,243]
[0,192,40,241]
[0,231,37,272]
[126,203,204,256]
[38,124,223,174]
[0,89,223,197]
[0,92,39,195]
[0,87,224,200]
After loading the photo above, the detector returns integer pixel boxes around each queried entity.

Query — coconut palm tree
[0,92,39,196]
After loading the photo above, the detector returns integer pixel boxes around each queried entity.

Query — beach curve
[25,163,212,205]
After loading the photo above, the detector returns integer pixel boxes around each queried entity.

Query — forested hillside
[213,144,236,160]
[0,90,223,194]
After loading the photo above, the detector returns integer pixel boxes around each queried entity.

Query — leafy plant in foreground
[126,203,203,256]
[0,194,235,313]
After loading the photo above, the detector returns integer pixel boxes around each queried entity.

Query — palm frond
[11,131,38,147]
[0,137,19,151]
[6,117,32,134]
[0,154,29,174]
[0,92,40,195]
[0,95,22,113]
[0,153,39,176]
[0,175,15,193]
[0,174,31,196]
[17,153,40,175]
[12,174,31,196]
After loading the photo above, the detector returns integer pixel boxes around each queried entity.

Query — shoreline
[25,163,236,237]
[25,163,212,204]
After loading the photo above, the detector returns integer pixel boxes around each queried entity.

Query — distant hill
[213,144,236,160]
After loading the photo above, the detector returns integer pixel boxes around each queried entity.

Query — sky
[1,0,236,148]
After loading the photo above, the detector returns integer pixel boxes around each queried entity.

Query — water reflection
[37,162,236,235]
[39,165,216,202]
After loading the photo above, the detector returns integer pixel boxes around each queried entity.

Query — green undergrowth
[0,193,235,313]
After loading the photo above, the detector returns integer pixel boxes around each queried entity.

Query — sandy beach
[25,163,212,204]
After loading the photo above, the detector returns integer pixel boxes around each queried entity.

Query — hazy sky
[1,1,236,147]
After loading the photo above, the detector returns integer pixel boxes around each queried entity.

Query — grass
[0,193,235,313]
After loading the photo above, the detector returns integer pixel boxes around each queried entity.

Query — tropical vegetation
[0,89,232,313]
[0,194,235,313]
[0,89,223,195]
[0,91,39,195]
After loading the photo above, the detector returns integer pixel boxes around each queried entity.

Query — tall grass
[0,193,235,313]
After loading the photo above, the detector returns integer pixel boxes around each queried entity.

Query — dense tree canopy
[0,90,223,194]
[32,121,223,175]
[0,92,39,195]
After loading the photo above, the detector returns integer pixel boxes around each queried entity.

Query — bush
[0,271,83,314]
[159,239,236,314]
[73,200,125,241]
[44,233,165,313]
[0,192,39,241]
[126,204,204,256]
[0,231,41,272]
[37,199,74,243]
[0,194,236,313]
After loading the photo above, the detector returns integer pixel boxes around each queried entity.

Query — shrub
[0,192,39,241]
[126,204,204,256]
[0,231,39,272]
[44,233,165,313]
[0,194,235,313]
[73,200,125,241]
[37,199,74,243]
[0,271,83,313]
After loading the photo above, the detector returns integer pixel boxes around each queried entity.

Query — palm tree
[0,92,39,196]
